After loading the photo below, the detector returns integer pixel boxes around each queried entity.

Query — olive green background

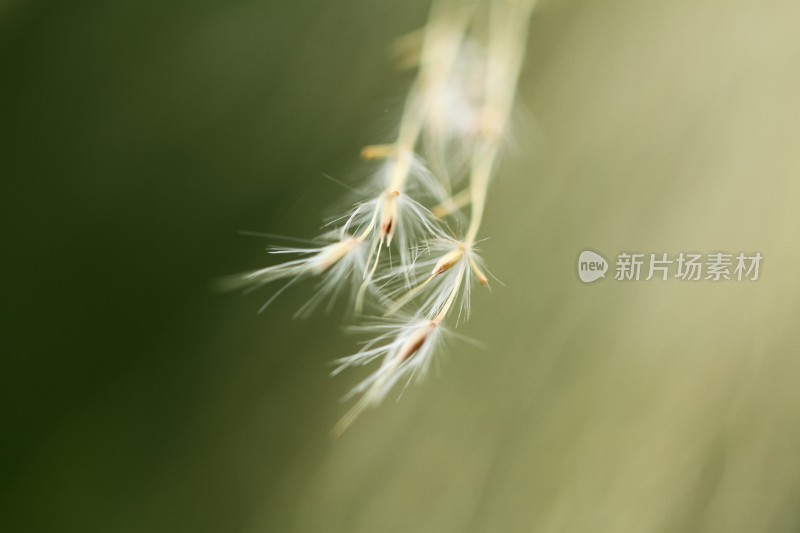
[3,0,800,531]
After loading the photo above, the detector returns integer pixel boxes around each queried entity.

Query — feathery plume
[222,0,538,434]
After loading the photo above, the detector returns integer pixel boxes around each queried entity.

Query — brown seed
[380,194,399,242]
[396,321,437,363]
[431,247,465,276]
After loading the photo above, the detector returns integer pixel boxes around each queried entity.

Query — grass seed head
[380,191,401,243]
[361,144,395,160]
[432,245,465,276]
[310,238,359,275]
[396,320,438,364]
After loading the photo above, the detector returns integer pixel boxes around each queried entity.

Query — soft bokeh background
[3,0,800,531]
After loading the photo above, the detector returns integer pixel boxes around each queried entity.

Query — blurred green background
[3,0,800,531]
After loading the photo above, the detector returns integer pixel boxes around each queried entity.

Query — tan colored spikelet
[360,144,395,160]
[396,320,437,364]
[380,191,400,243]
[432,246,465,276]
[310,238,358,275]
[469,256,489,286]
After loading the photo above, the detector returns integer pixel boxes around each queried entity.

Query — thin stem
[387,0,475,193]
[464,142,499,245]
[356,199,383,241]
[431,187,472,218]
[463,0,536,246]
[434,267,465,322]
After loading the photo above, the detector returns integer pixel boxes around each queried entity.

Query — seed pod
[431,246,465,276]
[396,320,438,364]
